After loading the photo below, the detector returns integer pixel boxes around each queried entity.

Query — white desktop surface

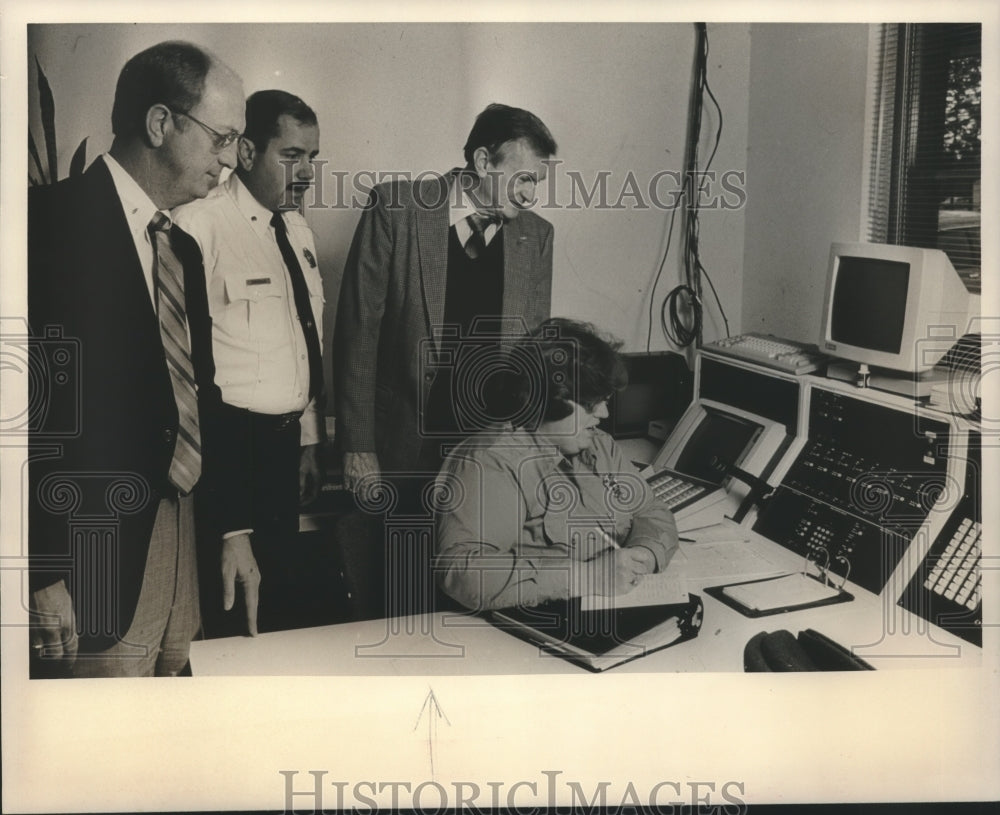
[189,528,981,676]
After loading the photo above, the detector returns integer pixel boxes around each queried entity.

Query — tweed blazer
[334,171,553,472]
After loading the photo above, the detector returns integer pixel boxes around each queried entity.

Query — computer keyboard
[703,333,825,374]
[647,469,716,511]
[924,517,980,611]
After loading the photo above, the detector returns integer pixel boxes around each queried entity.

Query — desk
[189,528,981,675]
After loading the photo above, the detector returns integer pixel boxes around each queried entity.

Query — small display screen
[830,256,910,353]
[675,408,763,484]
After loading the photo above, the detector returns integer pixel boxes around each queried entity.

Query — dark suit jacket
[27,158,216,653]
[334,171,554,472]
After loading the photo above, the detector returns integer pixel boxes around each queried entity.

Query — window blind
[866,23,981,291]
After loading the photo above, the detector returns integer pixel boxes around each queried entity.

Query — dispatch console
[752,385,951,595]
[898,429,982,646]
[642,341,983,655]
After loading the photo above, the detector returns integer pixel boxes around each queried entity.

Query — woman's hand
[586,548,649,597]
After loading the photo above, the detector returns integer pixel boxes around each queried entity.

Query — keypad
[924,517,981,611]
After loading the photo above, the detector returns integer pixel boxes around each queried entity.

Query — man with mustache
[174,89,326,635]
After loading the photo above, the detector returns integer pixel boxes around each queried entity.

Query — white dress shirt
[103,153,171,308]
[173,173,324,446]
[449,181,502,247]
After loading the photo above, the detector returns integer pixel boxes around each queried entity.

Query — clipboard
[705,571,853,618]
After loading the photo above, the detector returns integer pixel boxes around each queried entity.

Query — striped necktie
[148,212,202,494]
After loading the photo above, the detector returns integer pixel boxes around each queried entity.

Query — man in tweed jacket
[334,104,557,496]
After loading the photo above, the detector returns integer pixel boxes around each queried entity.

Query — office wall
[457,24,751,350]
[27,22,752,363]
[27,23,879,362]
[741,23,871,344]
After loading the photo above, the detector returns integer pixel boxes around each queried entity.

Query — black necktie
[463,212,500,260]
[270,211,323,402]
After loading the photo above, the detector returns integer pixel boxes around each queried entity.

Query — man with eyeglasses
[27,41,245,677]
[174,90,327,635]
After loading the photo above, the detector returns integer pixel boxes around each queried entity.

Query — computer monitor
[672,407,763,485]
[647,356,802,524]
[818,242,976,374]
[601,351,692,439]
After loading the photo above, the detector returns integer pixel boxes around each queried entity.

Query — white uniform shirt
[173,173,325,446]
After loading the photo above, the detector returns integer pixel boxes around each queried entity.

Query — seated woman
[434,318,679,611]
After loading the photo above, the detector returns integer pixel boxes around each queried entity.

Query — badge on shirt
[603,473,627,502]
[302,248,317,268]
[247,277,272,285]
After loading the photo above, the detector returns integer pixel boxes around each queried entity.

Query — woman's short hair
[504,317,627,429]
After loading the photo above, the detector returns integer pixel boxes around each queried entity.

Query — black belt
[214,402,303,431]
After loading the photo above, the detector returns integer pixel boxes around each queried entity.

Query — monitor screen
[674,407,763,484]
[830,256,910,354]
[818,242,975,374]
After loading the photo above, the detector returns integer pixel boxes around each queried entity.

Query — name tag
[246,277,272,286]
[302,248,317,268]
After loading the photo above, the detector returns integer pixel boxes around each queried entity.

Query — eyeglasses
[168,108,241,152]
[581,396,613,414]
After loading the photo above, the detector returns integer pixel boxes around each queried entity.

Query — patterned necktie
[463,212,500,260]
[148,212,201,494]
[270,211,323,402]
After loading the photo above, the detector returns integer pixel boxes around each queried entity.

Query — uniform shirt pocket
[221,270,286,342]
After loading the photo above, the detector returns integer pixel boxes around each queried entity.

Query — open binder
[705,571,853,617]
[491,593,703,672]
